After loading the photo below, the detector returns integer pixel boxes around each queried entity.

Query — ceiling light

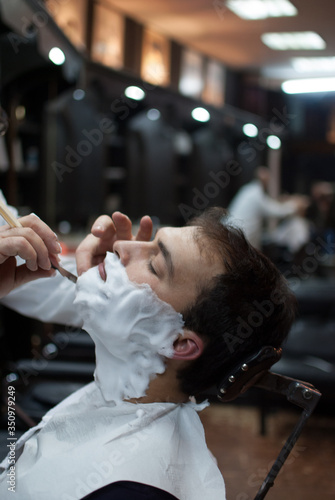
[48,47,66,65]
[267,135,281,149]
[282,77,335,94]
[191,107,210,122]
[15,106,26,121]
[261,32,326,51]
[243,123,258,137]
[292,57,335,73]
[146,109,161,121]
[226,0,297,20]
[124,86,146,101]
[73,89,86,101]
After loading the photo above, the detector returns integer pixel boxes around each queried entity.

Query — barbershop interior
[0,0,335,499]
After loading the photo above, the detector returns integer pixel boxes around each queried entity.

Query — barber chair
[270,278,335,417]
[217,345,321,500]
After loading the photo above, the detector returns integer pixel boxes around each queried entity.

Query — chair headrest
[217,346,282,402]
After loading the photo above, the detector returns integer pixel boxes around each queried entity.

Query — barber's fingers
[111,212,152,241]
[91,214,119,239]
[111,212,134,241]
[0,225,60,271]
[91,212,133,242]
[19,214,62,256]
[114,213,153,241]
[135,215,153,242]
[91,212,153,242]
[0,233,48,271]
[77,212,153,276]
[76,233,107,276]
[76,215,116,275]
[77,214,126,275]
[0,213,62,270]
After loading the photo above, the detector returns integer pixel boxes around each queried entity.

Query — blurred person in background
[228,166,310,253]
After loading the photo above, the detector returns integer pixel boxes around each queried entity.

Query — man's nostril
[114,250,120,259]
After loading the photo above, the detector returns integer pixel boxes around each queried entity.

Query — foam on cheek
[73,252,184,402]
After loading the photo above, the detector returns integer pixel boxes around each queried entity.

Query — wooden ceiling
[106,0,335,86]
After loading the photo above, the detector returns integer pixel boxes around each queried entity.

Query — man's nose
[113,240,151,266]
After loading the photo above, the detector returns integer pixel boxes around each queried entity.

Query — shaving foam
[73,252,184,402]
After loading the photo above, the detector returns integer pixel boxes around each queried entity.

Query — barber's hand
[0,214,62,298]
[76,212,153,276]
[291,194,310,217]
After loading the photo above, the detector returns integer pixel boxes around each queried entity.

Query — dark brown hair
[178,207,297,396]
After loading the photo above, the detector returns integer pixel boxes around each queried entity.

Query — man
[0,207,296,500]
[228,166,309,250]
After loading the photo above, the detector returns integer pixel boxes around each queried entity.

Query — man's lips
[98,261,107,281]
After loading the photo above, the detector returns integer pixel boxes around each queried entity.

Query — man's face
[103,226,223,313]
[75,225,220,401]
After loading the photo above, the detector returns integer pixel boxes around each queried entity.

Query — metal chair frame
[217,346,322,500]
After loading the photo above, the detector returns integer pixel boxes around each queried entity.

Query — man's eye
[148,260,158,276]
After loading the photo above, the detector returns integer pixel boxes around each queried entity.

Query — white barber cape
[0,260,226,500]
[0,382,226,500]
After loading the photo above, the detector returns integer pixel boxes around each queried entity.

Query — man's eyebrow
[157,239,174,279]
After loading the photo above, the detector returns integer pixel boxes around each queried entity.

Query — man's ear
[172,329,204,361]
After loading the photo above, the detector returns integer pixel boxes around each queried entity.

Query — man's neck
[126,365,189,405]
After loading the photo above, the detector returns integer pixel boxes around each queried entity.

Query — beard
[73,252,184,402]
